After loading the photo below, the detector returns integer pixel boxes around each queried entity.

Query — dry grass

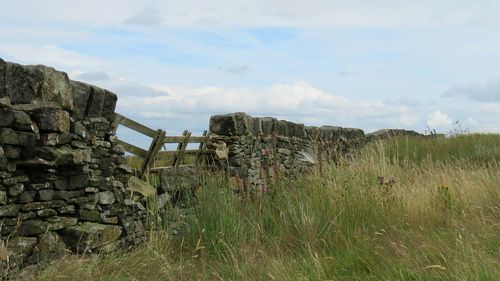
[37,134,500,281]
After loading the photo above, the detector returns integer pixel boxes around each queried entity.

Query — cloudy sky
[1,0,499,145]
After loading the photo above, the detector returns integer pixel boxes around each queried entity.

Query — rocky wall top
[209,112,364,141]
[0,58,117,122]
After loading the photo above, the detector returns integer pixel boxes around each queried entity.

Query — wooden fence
[111,113,213,175]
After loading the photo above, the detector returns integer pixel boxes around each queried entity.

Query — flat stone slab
[62,222,122,252]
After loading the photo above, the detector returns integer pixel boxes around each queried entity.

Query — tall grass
[38,135,500,281]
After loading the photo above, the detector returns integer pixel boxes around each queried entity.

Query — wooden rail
[112,113,213,175]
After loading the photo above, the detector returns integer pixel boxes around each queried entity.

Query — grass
[38,134,500,280]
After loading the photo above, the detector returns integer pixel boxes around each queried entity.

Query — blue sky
[1,0,499,146]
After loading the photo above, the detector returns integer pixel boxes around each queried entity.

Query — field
[38,134,500,281]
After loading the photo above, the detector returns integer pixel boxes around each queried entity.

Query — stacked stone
[0,59,145,276]
[208,112,365,193]
[365,128,425,141]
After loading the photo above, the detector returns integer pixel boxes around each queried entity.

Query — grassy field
[38,134,500,281]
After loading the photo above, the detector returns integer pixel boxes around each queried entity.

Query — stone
[38,189,55,201]
[6,236,38,265]
[0,128,37,147]
[69,81,90,120]
[305,126,321,140]
[343,127,365,139]
[278,148,291,155]
[19,191,36,203]
[0,170,11,180]
[0,191,6,205]
[0,204,21,217]
[54,179,68,190]
[320,126,342,140]
[116,164,133,174]
[6,162,16,172]
[71,140,87,149]
[0,108,14,127]
[44,216,78,230]
[54,190,84,201]
[8,183,24,196]
[102,216,118,224]
[30,108,70,133]
[12,110,35,132]
[249,117,262,136]
[36,146,90,166]
[158,192,171,210]
[110,180,124,189]
[3,62,74,109]
[1,62,42,104]
[71,122,88,138]
[62,222,122,251]
[84,187,99,193]
[18,220,48,235]
[27,232,68,264]
[67,195,98,205]
[124,199,135,206]
[259,117,278,136]
[85,86,106,118]
[68,174,90,189]
[40,132,72,146]
[31,182,51,190]
[3,175,28,186]
[99,191,115,205]
[22,200,66,211]
[16,158,56,168]
[209,112,251,136]
[58,205,76,215]
[37,208,57,217]
[16,216,76,236]
[19,211,36,220]
[0,156,6,170]
[3,145,21,159]
[102,90,118,122]
[79,209,102,222]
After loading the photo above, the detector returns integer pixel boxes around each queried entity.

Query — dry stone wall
[0,59,145,277]
[0,59,433,277]
[208,112,365,193]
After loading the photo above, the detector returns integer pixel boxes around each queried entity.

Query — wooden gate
[111,113,213,175]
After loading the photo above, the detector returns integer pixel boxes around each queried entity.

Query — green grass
[38,134,500,281]
[374,133,500,165]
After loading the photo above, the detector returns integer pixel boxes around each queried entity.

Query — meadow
[38,134,500,281]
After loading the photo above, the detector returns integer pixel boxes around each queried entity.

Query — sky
[1,0,499,146]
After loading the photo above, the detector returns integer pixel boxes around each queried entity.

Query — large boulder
[209,112,251,136]
[0,60,74,110]
[27,232,68,264]
[62,222,122,252]
[30,108,70,133]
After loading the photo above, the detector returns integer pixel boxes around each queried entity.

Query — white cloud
[0,43,106,69]
[1,1,500,28]
[426,110,453,128]
[76,70,111,81]
[123,8,164,26]
[444,78,500,102]
[115,81,422,132]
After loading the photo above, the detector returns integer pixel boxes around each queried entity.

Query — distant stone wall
[208,112,365,193]
[365,129,443,141]
[0,59,145,276]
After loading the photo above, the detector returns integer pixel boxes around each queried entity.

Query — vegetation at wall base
[38,134,500,281]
